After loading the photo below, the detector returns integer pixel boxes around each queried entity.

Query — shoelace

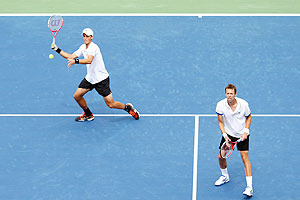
[80,112,86,118]
[129,110,138,118]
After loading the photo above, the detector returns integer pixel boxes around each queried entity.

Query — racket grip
[237,138,242,143]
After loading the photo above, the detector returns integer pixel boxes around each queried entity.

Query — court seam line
[1,14,300,17]
[1,112,298,200]
[0,13,298,200]
[192,116,199,200]
[0,114,299,117]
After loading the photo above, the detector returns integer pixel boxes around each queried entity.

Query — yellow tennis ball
[49,54,54,59]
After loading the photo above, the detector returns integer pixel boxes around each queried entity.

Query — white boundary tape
[1,14,300,17]
[0,114,299,117]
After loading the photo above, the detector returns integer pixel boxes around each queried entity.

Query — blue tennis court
[0,15,299,200]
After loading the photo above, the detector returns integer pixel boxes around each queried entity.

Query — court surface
[0,16,299,200]
[1,0,300,13]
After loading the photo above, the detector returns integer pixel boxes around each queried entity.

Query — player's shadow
[242,195,252,199]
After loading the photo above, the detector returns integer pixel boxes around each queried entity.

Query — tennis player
[51,28,139,121]
[215,84,253,197]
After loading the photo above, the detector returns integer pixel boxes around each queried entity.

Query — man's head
[82,28,94,45]
[225,84,237,103]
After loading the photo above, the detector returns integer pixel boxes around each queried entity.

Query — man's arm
[218,114,230,141]
[51,43,77,59]
[67,55,94,68]
[241,114,252,141]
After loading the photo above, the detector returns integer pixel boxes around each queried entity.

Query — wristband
[222,132,228,139]
[74,58,79,64]
[56,48,61,54]
[243,128,250,135]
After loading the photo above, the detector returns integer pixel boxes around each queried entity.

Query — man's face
[225,88,236,103]
[83,33,93,44]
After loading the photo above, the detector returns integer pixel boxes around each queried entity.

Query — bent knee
[73,93,82,101]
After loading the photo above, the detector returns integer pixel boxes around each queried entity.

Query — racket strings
[48,16,63,31]
[220,142,232,158]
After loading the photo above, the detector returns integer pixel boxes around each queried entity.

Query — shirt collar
[225,97,241,113]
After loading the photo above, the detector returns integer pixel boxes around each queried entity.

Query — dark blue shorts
[78,76,111,97]
[219,134,250,151]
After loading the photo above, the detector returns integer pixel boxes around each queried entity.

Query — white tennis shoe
[243,186,253,197]
[214,175,230,186]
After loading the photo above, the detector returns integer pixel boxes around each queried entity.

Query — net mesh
[48,15,63,31]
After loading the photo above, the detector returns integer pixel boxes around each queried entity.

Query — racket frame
[48,15,63,44]
[220,138,242,159]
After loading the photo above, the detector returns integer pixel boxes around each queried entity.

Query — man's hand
[241,132,248,141]
[67,59,75,68]
[51,43,58,51]
[241,128,250,141]
[222,132,230,141]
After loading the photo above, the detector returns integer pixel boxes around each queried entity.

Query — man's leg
[103,93,126,109]
[103,93,139,120]
[73,88,94,121]
[240,151,253,196]
[219,150,227,169]
[240,151,252,176]
[215,150,230,186]
[73,88,90,110]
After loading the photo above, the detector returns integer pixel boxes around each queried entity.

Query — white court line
[0,114,299,117]
[5,14,300,16]
[0,112,299,200]
[0,13,200,17]
[0,13,299,200]
[192,116,199,200]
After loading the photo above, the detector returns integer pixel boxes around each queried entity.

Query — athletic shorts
[219,134,250,151]
[78,77,111,97]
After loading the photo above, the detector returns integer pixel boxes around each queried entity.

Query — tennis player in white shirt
[51,28,139,121]
[215,84,253,197]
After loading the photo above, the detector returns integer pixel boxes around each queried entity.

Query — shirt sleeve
[87,45,97,57]
[73,45,83,57]
[216,102,223,115]
[244,102,251,117]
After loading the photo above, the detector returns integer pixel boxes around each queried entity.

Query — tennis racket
[48,15,63,44]
[220,138,242,159]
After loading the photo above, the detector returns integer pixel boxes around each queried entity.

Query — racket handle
[237,138,242,143]
[52,37,55,44]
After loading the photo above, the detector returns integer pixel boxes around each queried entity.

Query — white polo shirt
[74,42,109,84]
[216,97,251,138]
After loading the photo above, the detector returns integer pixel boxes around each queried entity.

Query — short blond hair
[225,84,237,94]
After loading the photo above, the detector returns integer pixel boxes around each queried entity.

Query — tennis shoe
[214,175,230,186]
[75,112,94,122]
[126,103,140,120]
[243,186,253,197]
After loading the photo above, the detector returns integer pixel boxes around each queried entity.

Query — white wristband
[243,128,250,135]
[222,132,228,138]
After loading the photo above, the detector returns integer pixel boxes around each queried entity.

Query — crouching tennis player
[51,28,139,121]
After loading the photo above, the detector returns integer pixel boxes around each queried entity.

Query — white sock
[221,168,229,178]
[246,176,253,188]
